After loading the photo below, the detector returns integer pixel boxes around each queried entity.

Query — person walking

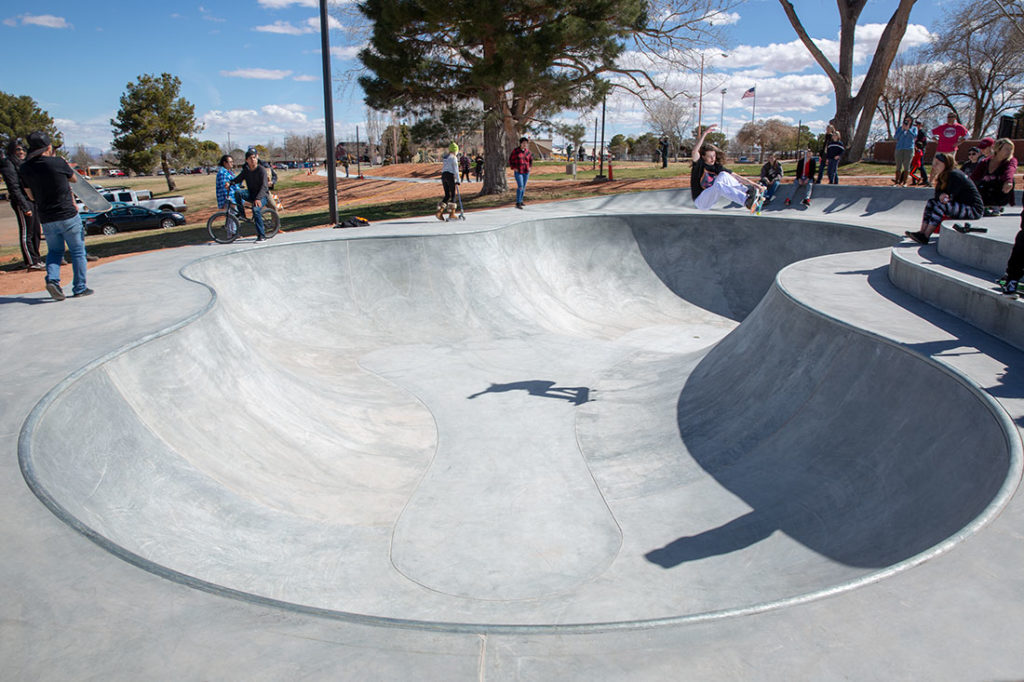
[509,137,533,209]
[17,131,91,300]
[1,138,44,270]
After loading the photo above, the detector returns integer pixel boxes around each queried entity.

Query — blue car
[85,205,186,236]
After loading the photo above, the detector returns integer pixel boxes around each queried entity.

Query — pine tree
[358,0,647,194]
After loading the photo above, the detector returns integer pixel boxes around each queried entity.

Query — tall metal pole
[720,88,726,132]
[697,54,705,135]
[356,125,362,178]
[597,97,606,179]
[592,117,598,170]
[319,0,338,226]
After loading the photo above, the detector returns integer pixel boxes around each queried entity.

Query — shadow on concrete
[467,380,591,406]
[0,295,50,306]
[645,511,774,567]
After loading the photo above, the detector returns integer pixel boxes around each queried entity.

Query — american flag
[742,86,756,99]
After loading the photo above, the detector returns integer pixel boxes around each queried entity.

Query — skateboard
[72,172,113,213]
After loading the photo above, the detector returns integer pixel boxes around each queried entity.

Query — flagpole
[752,89,756,122]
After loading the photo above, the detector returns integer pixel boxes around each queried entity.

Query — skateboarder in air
[784,149,816,207]
[690,124,765,212]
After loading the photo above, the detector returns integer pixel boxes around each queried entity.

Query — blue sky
[1,0,948,152]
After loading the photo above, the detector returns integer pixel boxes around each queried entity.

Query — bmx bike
[207,202,280,244]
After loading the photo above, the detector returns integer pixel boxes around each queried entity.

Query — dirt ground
[0,163,916,297]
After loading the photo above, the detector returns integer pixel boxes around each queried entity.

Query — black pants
[441,171,457,203]
[1005,209,1024,281]
[15,202,42,266]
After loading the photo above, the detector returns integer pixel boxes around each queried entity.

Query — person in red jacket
[784,149,816,207]
[509,137,533,208]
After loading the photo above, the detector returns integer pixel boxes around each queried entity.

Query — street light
[720,88,727,132]
[696,52,729,135]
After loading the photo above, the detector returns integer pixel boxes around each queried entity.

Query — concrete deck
[2,185,1024,679]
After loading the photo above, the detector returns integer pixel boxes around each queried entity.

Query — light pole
[696,52,729,136]
[720,88,727,132]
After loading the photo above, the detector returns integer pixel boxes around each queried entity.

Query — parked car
[84,205,186,235]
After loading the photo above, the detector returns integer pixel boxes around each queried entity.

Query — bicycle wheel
[261,208,280,238]
[207,212,239,244]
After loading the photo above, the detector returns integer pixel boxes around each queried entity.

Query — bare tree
[875,52,943,138]
[644,98,694,161]
[778,0,917,162]
[926,0,1024,137]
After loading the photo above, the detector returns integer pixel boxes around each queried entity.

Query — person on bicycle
[215,154,245,219]
[228,148,274,241]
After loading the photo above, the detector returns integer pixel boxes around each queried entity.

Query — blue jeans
[43,214,87,294]
[762,179,780,201]
[514,171,529,205]
[827,157,840,184]
[236,189,267,237]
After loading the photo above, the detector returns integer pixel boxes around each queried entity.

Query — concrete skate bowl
[20,213,1019,631]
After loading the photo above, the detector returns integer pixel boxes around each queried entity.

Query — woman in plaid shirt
[509,137,532,208]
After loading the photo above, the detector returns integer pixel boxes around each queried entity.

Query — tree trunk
[778,0,916,162]
[161,153,176,192]
[481,106,509,195]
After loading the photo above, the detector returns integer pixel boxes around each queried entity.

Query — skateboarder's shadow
[467,380,591,406]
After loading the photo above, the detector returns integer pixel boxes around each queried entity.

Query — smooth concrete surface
[4,185,1024,679]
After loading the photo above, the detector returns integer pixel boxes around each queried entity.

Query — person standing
[659,136,670,168]
[436,142,460,220]
[1,138,44,270]
[931,112,969,157]
[825,131,845,184]
[815,123,835,185]
[17,131,91,300]
[459,151,471,183]
[893,115,917,186]
[509,136,533,209]
[474,153,483,182]
[228,148,273,241]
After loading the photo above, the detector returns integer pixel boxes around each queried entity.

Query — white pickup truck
[76,186,187,213]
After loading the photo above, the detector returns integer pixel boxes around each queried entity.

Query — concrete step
[889,238,1024,351]
[936,220,1018,276]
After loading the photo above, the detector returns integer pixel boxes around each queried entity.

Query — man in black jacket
[228,148,276,241]
[1,138,44,270]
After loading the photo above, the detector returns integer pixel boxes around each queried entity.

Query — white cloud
[257,0,318,7]
[221,68,294,79]
[330,45,362,59]
[254,20,307,35]
[293,74,318,82]
[200,103,325,144]
[6,14,73,29]
[254,16,341,34]
[704,10,740,26]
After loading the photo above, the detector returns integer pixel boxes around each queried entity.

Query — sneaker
[743,186,758,210]
[801,198,811,207]
[255,235,266,242]
[72,288,94,298]
[904,230,929,245]
[998,278,1020,295]
[28,262,45,271]
[515,203,524,209]
[45,280,65,301]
